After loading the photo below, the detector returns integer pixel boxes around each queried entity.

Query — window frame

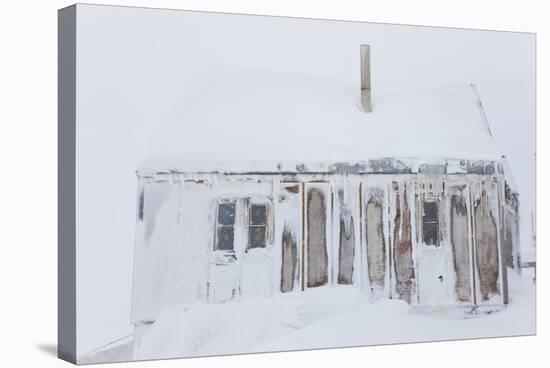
[247,201,268,250]
[215,200,237,253]
[421,199,440,246]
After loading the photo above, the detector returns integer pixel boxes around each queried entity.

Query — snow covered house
[130,46,520,354]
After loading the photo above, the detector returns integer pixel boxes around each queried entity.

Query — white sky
[74,4,535,355]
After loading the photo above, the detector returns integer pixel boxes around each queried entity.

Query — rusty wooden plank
[393,184,414,303]
[331,190,335,285]
[451,192,472,302]
[307,188,329,287]
[367,198,386,289]
[301,182,305,291]
[338,214,355,285]
[281,225,298,293]
[474,190,499,301]
[388,184,393,299]
[359,182,363,282]
[468,184,478,306]
[496,180,509,305]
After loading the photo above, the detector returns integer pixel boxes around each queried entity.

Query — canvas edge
[58,4,77,365]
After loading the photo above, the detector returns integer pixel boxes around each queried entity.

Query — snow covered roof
[139,67,500,174]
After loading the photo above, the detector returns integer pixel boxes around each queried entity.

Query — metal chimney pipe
[360,44,372,112]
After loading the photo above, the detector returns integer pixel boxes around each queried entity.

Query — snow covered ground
[81,269,535,364]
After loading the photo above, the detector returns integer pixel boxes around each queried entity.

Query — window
[216,202,236,251]
[248,204,267,249]
[422,201,439,246]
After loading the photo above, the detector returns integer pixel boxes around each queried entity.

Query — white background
[0,0,546,367]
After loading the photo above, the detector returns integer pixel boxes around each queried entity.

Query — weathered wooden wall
[133,170,513,323]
